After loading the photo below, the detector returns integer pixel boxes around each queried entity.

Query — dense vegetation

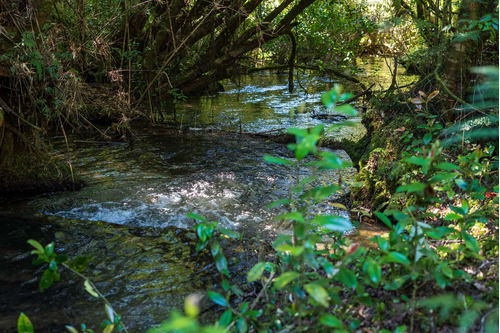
[1,0,498,332]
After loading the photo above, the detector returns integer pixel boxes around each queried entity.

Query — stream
[0,57,417,332]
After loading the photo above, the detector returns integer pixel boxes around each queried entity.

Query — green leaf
[55,254,68,264]
[17,313,34,333]
[187,213,207,222]
[146,314,196,332]
[207,291,228,307]
[455,178,468,190]
[27,239,45,254]
[334,104,357,116]
[274,272,300,290]
[295,133,320,160]
[304,283,330,307]
[263,155,293,165]
[69,255,91,273]
[275,212,304,223]
[461,200,469,215]
[319,314,344,328]
[406,156,428,166]
[184,295,200,318]
[338,268,357,289]
[247,262,267,282]
[105,304,115,322]
[423,133,432,145]
[396,182,426,193]
[39,269,56,292]
[286,128,308,137]
[384,252,411,266]
[211,241,220,257]
[196,225,207,242]
[322,89,337,109]
[395,325,407,333]
[275,244,304,256]
[84,279,99,297]
[44,242,55,257]
[464,234,480,253]
[429,172,458,184]
[65,326,79,333]
[267,198,290,208]
[444,213,462,220]
[218,228,241,239]
[374,211,392,228]
[237,318,248,333]
[214,253,229,277]
[218,309,232,327]
[435,162,460,170]
[311,215,353,232]
[103,325,114,333]
[367,261,382,284]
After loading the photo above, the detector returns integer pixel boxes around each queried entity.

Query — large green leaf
[218,228,241,239]
[384,252,411,266]
[311,215,352,232]
[374,211,392,228]
[366,261,381,284]
[319,314,344,328]
[464,233,480,253]
[338,268,357,289]
[275,212,304,223]
[27,239,45,254]
[304,283,330,307]
[39,269,56,292]
[187,213,206,222]
[274,272,300,290]
[435,162,459,170]
[214,253,229,277]
[207,291,228,307]
[218,309,232,326]
[275,244,305,256]
[334,104,357,116]
[17,313,34,333]
[396,182,426,193]
[247,262,267,282]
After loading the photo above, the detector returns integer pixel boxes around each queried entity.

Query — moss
[0,146,83,196]
[346,100,423,211]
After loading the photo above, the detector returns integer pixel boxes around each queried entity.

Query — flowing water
[0,57,417,332]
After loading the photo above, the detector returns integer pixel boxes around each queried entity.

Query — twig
[380,81,416,92]
[0,97,42,131]
[480,308,497,333]
[59,117,75,190]
[338,83,376,105]
[249,271,275,311]
[62,263,130,333]
[134,5,217,107]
